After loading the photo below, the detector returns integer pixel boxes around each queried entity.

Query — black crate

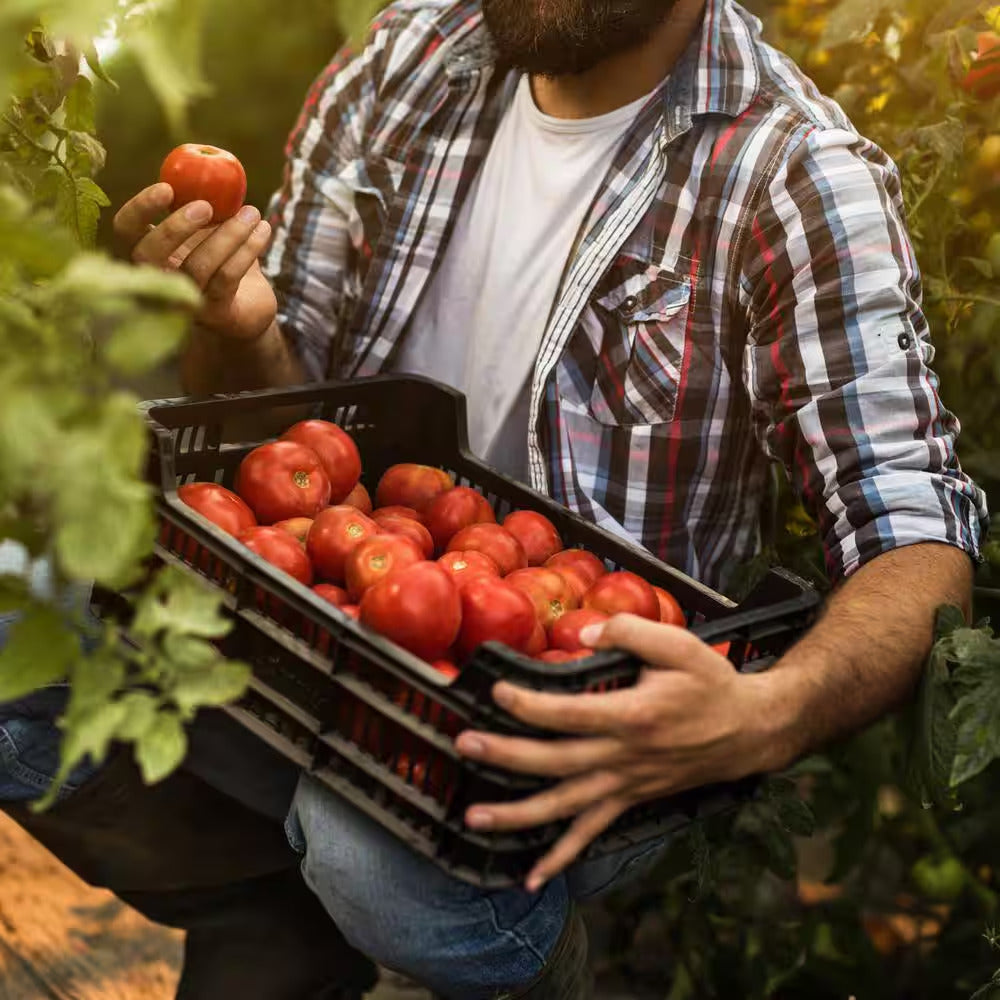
[101,376,820,888]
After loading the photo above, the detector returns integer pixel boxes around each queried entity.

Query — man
[112,0,992,994]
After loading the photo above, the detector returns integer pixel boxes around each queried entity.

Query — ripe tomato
[239,526,313,586]
[437,550,501,590]
[281,420,362,504]
[583,571,659,621]
[178,482,256,536]
[375,464,454,514]
[424,486,495,553]
[447,523,527,577]
[545,549,607,601]
[549,608,610,652]
[502,510,563,566]
[506,568,579,629]
[371,511,434,558]
[340,604,361,621]
[312,583,349,607]
[360,562,462,661]
[159,143,247,224]
[237,441,331,524]
[524,620,548,657]
[273,517,313,546]
[536,649,592,664]
[373,506,424,523]
[344,534,424,602]
[652,585,686,626]
[961,32,1000,100]
[307,505,379,583]
[455,576,538,661]
[343,481,373,515]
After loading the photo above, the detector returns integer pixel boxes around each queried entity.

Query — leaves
[0,604,78,701]
[136,711,187,783]
[947,624,1000,785]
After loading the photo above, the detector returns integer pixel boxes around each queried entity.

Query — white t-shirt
[393,75,654,480]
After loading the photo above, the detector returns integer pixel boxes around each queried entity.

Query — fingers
[491,681,638,735]
[581,613,722,671]
[188,215,272,302]
[455,730,621,777]
[112,182,175,253]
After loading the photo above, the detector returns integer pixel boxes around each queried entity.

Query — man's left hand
[455,615,794,891]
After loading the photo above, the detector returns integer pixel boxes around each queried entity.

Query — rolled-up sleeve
[741,126,989,580]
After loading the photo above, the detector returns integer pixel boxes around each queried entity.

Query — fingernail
[525,872,545,893]
[493,684,515,709]
[466,809,493,830]
[457,735,485,757]
[239,205,260,225]
[153,182,173,205]
[185,201,212,223]
[578,625,604,648]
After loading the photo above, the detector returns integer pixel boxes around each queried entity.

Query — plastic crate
[98,376,820,888]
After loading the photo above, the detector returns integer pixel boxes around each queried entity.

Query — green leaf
[170,658,251,714]
[66,131,107,175]
[820,0,903,48]
[947,625,1000,786]
[131,568,233,642]
[56,254,201,309]
[0,605,79,702]
[62,75,95,133]
[60,698,129,771]
[83,43,118,90]
[72,176,111,247]
[66,645,126,716]
[104,312,188,376]
[136,712,187,784]
[115,692,160,741]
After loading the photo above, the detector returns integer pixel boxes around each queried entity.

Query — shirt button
[898,332,912,350]
[621,295,639,317]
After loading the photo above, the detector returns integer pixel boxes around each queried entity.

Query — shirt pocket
[588,265,693,427]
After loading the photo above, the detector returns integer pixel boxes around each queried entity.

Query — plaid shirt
[263,0,988,592]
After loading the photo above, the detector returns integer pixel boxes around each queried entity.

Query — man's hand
[113,182,277,342]
[454,616,786,892]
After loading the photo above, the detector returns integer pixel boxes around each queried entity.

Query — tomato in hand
[549,608,610,652]
[281,420,362,504]
[307,505,380,583]
[159,144,248,224]
[344,534,425,602]
[455,576,538,661]
[502,510,563,566]
[375,464,454,514]
[239,526,313,586]
[582,571,659,621]
[178,483,256,536]
[237,441,331,524]
[424,486,495,553]
[447,523,527,577]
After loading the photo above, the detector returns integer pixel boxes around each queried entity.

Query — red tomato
[273,517,313,546]
[373,506,424,523]
[549,608,610,652]
[375,464,454,514]
[536,649,592,664]
[178,482,256,536]
[545,549,607,601]
[424,487,496,553]
[281,420,362,504]
[340,604,361,621]
[712,642,732,659]
[961,32,1000,100]
[437,550,502,590]
[455,576,538,661]
[237,441,331,524]
[312,583,349,607]
[307,505,379,583]
[344,534,424,602]
[360,562,462,661]
[158,144,247,224]
[505,568,579,630]
[583,571,659,621]
[652,586,686,626]
[447,523,527,577]
[343,481,373,515]
[502,510,563,566]
[371,511,434,558]
[431,660,460,680]
[524,620,548,657]
[239,526,313,586]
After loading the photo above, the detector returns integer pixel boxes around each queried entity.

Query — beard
[481,0,676,77]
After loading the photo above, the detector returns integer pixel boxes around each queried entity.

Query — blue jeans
[286,773,669,999]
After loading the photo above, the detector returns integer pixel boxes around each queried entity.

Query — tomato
[373,505,424,523]
[371,511,434,558]
[307,505,379,583]
[340,604,361,621]
[343,481,373,515]
[549,608,610,652]
[273,517,313,546]
[239,526,313,586]
[545,549,607,601]
[502,510,563,566]
[159,144,248,224]
[506,567,579,630]
[424,486,495,553]
[375,464,454,514]
[312,583,349,607]
[961,32,1000,100]
[524,620,548,656]
[344,534,424,602]
[912,856,967,902]
[437,550,502,590]
[281,420,362,504]
[237,441,331,524]
[583,571,659,621]
[178,482,256,536]
[536,649,592,664]
[455,576,538,661]
[447,523,527,577]
[652,585,686,626]
[360,562,462,661]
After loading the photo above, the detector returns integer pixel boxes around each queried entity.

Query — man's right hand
[113,182,278,342]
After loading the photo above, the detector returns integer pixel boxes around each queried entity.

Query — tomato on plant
[158,143,248,224]
[961,32,1000,100]
[239,526,313,586]
[375,464,454,514]
[344,534,425,602]
[446,523,527,577]
[281,420,362,504]
[178,483,256,536]
[424,486,495,553]
[502,510,563,566]
[583,571,660,621]
[307,505,380,583]
[455,576,539,661]
[237,441,331,524]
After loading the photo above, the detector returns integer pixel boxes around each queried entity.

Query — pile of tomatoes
[176,418,687,678]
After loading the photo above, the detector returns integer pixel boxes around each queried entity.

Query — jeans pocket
[566,835,670,902]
